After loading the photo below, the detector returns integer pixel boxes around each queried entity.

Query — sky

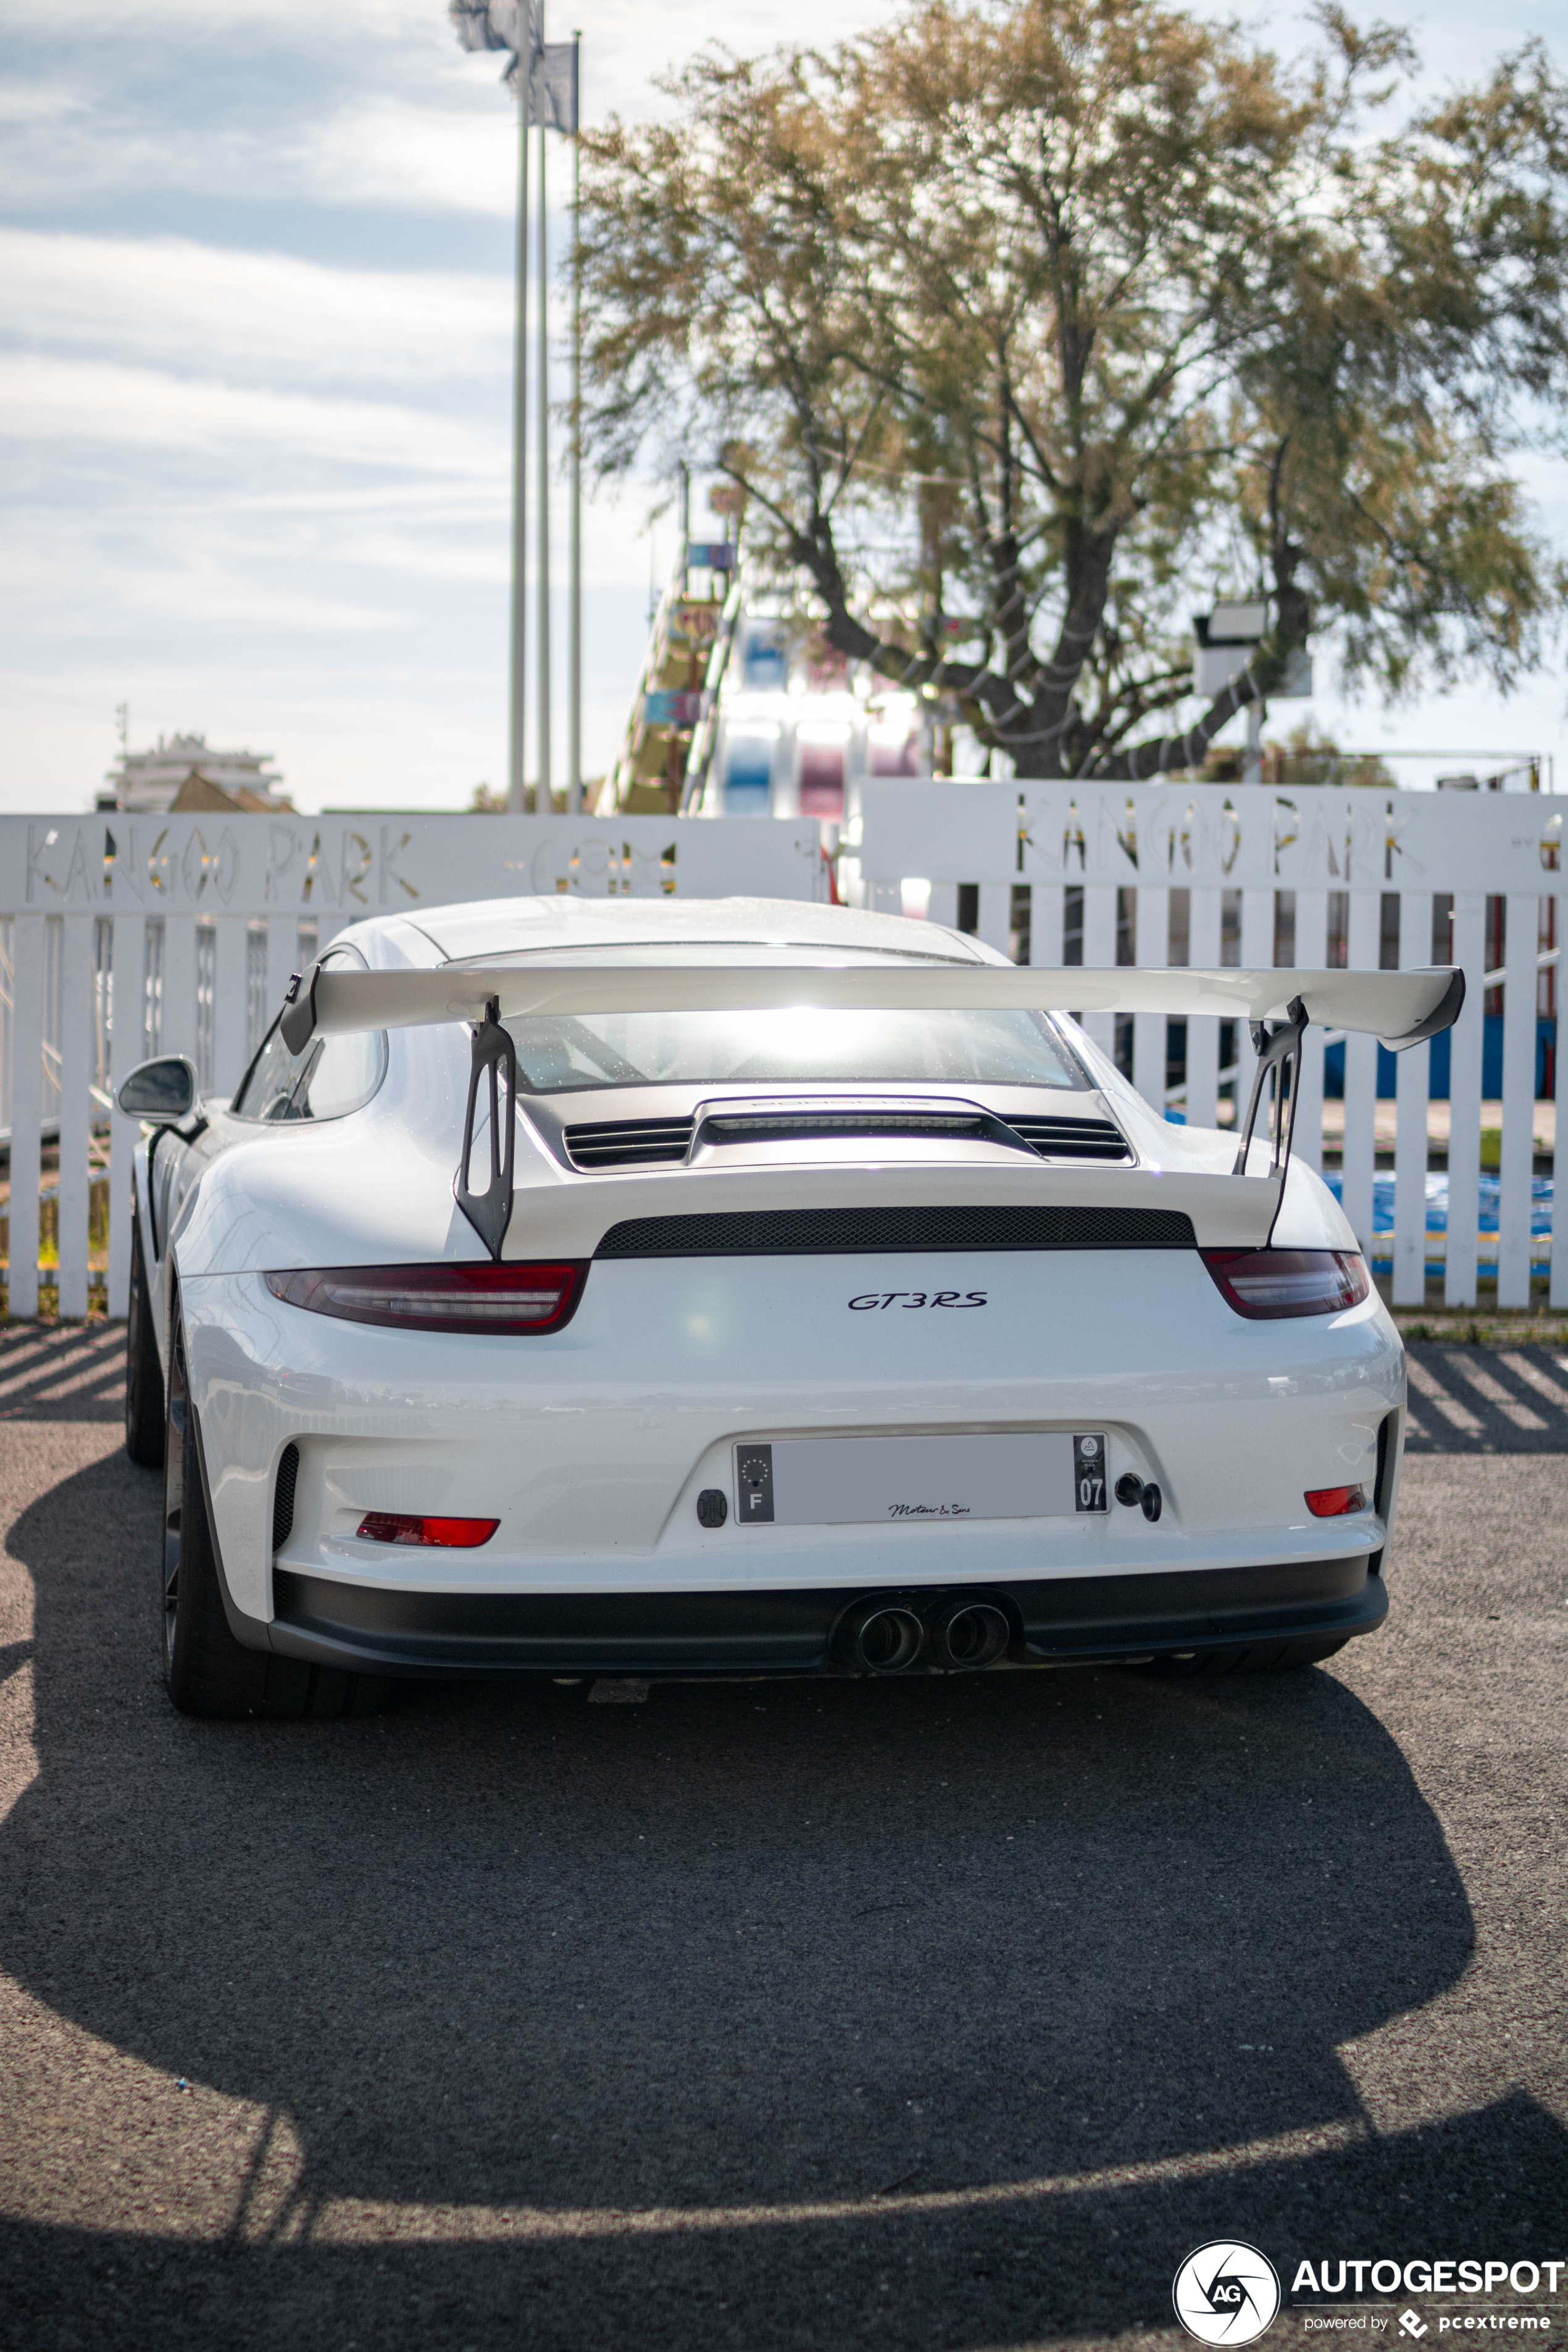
[0,0,1564,816]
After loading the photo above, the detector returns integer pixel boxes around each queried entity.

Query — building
[98,733,292,814]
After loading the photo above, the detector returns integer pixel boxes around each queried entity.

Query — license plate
[733,1433,1108,1527]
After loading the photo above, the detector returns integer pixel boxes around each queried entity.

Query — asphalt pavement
[0,1323,1562,2351]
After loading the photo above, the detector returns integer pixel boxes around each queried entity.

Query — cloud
[0,228,511,384]
[0,353,507,476]
[299,94,520,217]
[0,0,423,30]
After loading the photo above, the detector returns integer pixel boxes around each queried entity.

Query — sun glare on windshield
[504,1004,1087,1094]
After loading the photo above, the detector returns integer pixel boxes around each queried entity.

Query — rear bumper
[267,1553,1385,1679]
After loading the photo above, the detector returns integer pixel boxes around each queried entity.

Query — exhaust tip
[927,1598,1011,1671]
[834,1599,925,1674]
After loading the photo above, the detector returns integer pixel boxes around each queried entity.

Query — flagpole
[508,75,529,812]
[569,28,583,815]
[535,4,552,815]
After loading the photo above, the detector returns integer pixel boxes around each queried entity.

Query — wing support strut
[1232,995,1307,1217]
[456,998,517,1259]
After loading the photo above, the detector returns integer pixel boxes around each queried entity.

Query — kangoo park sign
[2,813,830,915]
[856,780,1565,895]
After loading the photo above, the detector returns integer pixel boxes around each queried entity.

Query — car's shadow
[1,1446,1563,2350]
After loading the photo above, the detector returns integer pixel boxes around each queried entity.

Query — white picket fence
[852,780,1566,1311]
[4,789,1562,1319]
[0,812,826,1320]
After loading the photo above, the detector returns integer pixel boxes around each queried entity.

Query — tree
[577,0,1568,780]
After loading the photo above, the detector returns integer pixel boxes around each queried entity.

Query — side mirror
[115,1056,198,1122]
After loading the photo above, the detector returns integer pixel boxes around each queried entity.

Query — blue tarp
[1324,1016,1556,1101]
[1322,1170,1553,1275]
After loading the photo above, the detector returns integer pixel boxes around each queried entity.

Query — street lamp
[1192,600,1313,781]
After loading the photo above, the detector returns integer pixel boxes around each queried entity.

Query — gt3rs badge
[848,1291,987,1309]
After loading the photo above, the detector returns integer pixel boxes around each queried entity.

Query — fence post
[1132,885,1168,1111]
[1293,890,1328,1175]
[1030,883,1061,970]
[1496,890,1540,1309]
[1393,892,1433,1307]
[975,885,1012,962]
[57,913,94,1319]
[1185,888,1220,1130]
[1340,891,1381,1257]
[162,916,198,1065]
[265,917,299,1040]
[9,914,43,1319]
[1079,885,1117,1057]
[212,914,249,1098]
[106,914,147,1322]
[1553,884,1568,1311]
[1445,893,1486,1309]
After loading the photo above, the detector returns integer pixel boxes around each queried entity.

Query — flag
[449,0,536,59]
[528,41,578,131]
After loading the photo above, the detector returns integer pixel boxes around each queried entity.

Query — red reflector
[265,1261,587,1334]
[1304,1485,1367,1518]
[356,1512,499,1548]
[1201,1249,1370,1320]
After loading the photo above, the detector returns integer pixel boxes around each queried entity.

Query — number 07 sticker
[1073,1434,1109,1512]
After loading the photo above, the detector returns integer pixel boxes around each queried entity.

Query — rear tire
[125,1219,165,1468]
[1145,1635,1349,1679]
[162,1296,397,1721]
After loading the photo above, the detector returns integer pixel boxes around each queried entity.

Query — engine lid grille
[559,1106,1131,1170]
[561,1117,696,1170]
[1007,1116,1132,1162]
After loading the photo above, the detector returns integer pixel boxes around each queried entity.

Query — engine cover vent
[703,1109,996,1146]
[562,1117,696,1170]
[1008,1116,1132,1162]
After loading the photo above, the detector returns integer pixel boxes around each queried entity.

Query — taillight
[1305,1485,1368,1518]
[356,1512,498,1547]
[1201,1249,1370,1320]
[264,1261,587,1333]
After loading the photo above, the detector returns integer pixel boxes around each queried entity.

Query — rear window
[503,1006,1088,1095]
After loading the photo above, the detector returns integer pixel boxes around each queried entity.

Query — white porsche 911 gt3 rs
[115,893,1461,1720]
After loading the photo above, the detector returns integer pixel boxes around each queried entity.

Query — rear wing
[278,961,1463,1259]
[282,962,1463,1053]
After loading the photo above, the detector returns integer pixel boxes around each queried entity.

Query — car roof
[391,894,995,964]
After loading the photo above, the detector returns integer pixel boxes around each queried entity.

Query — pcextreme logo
[1174,2241,1283,2345]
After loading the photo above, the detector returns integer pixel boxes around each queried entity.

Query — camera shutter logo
[1172,2241,1282,2345]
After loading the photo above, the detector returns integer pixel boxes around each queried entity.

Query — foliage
[578,0,1568,778]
